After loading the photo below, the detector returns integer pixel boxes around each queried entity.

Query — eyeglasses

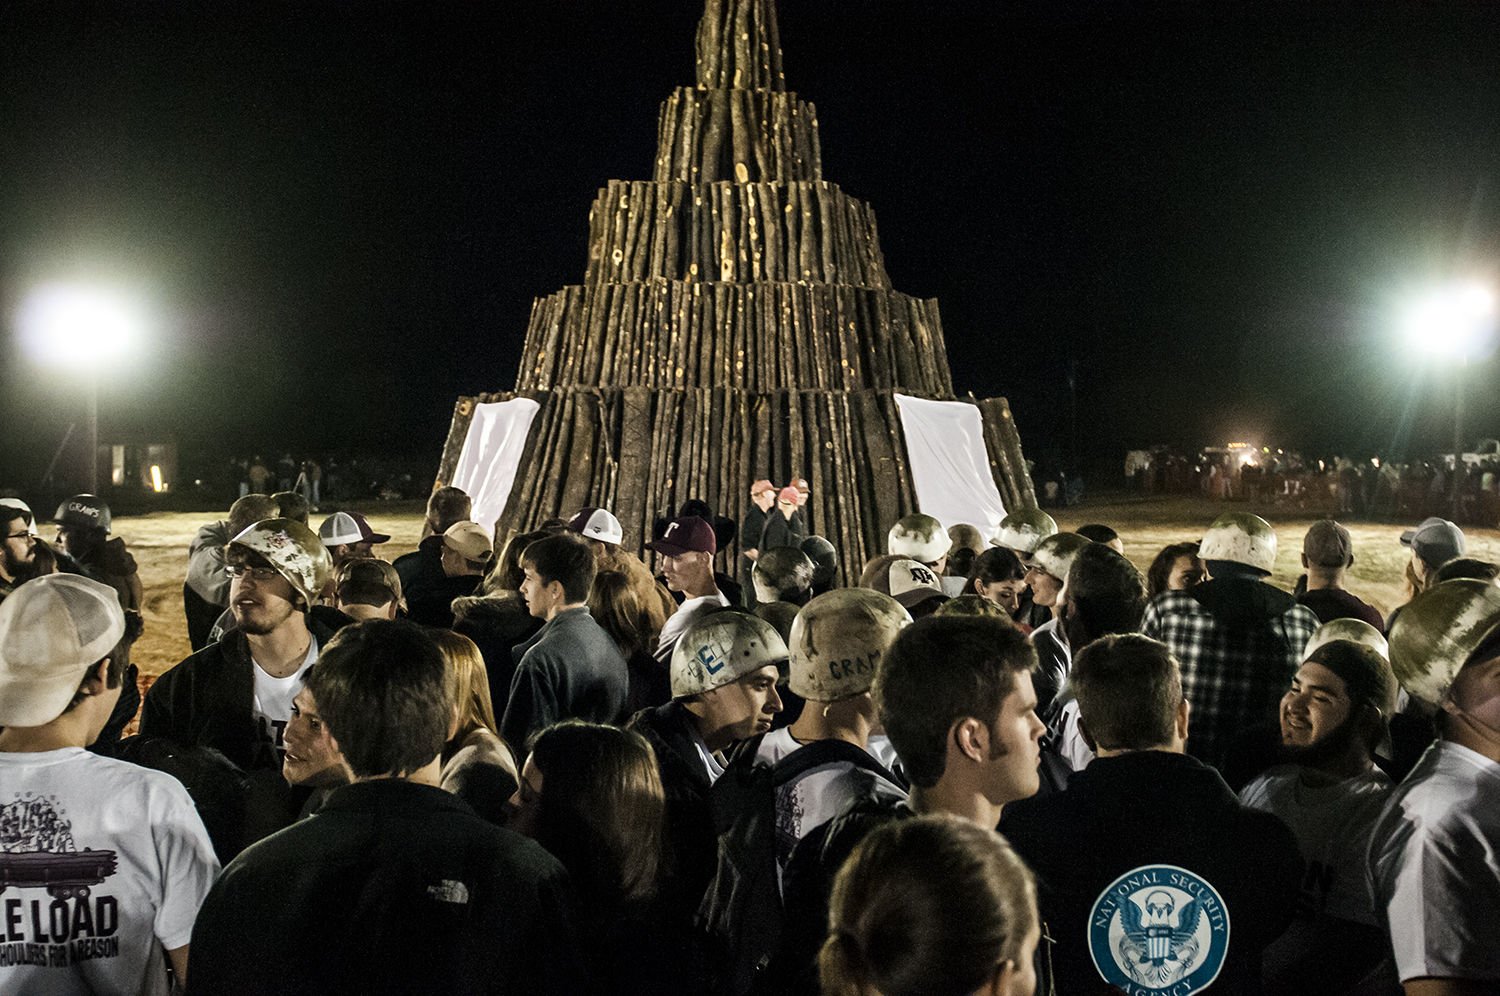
[226,565,282,581]
[3,532,32,541]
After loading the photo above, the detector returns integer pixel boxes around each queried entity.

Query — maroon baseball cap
[648,515,717,556]
[348,512,390,544]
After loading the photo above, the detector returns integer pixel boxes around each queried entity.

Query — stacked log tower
[437,0,1035,575]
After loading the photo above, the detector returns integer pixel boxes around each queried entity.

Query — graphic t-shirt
[250,636,318,756]
[0,748,220,996]
[1239,765,1390,923]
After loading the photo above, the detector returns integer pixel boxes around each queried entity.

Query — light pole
[1401,281,1495,519]
[15,282,144,493]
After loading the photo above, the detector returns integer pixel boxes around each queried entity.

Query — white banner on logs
[894,393,1007,537]
[449,398,543,534]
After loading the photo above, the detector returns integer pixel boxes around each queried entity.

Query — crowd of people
[0,480,1498,995]
[1126,446,1500,527]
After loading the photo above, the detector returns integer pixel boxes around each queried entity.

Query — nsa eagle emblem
[1087,864,1230,993]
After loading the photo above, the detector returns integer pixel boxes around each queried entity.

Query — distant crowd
[1126,446,1500,527]
[1,480,1498,995]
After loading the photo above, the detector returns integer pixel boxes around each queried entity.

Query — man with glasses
[0,498,40,604]
[144,519,344,788]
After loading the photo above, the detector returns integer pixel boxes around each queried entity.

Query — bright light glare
[16,282,144,367]
[1401,282,1496,360]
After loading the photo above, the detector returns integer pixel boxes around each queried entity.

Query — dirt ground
[116,496,1499,680]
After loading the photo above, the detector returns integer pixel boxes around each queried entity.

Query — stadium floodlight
[15,281,148,493]
[16,282,144,367]
[1400,281,1495,361]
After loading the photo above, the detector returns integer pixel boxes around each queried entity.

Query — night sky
[4,0,1499,490]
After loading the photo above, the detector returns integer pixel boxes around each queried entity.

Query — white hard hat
[888,513,950,564]
[1199,512,1278,574]
[990,508,1057,554]
[670,611,788,698]
[789,589,911,701]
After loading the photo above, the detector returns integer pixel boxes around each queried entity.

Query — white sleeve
[153,783,223,950]
[1379,814,1500,982]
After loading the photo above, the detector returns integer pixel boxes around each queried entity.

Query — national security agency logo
[1087,864,1230,994]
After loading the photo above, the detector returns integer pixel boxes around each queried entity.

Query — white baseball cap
[0,575,126,727]
[567,507,623,546]
[319,511,364,546]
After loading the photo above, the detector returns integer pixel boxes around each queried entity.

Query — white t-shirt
[654,590,730,663]
[689,726,726,785]
[0,748,220,996]
[1368,739,1500,982]
[1240,764,1391,924]
[250,636,318,756]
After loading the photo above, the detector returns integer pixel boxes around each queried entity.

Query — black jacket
[187,780,586,996]
[628,703,717,911]
[141,607,350,773]
[1000,750,1303,995]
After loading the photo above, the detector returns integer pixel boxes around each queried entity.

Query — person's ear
[1077,716,1097,752]
[82,657,112,696]
[1176,697,1191,742]
[953,717,988,763]
[1300,553,1309,569]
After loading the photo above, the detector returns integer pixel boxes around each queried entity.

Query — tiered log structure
[438,0,1035,571]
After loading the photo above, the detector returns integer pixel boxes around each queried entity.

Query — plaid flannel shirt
[1142,584,1319,769]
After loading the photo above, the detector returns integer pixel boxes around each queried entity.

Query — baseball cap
[346,512,390,544]
[791,478,810,494]
[0,575,127,727]
[443,521,495,563]
[647,516,716,556]
[1400,517,1466,570]
[750,479,775,496]
[336,557,403,603]
[567,507,623,546]
[1302,520,1353,568]
[319,512,364,546]
[0,498,37,536]
[885,558,949,610]
[776,486,799,504]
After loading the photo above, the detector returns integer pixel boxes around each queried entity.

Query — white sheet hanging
[893,393,1008,537]
[448,398,543,534]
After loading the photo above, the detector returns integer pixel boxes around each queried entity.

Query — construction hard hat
[752,547,815,604]
[0,498,38,536]
[1030,532,1092,583]
[228,518,334,611]
[800,536,838,588]
[789,589,911,701]
[1303,618,1388,663]
[1388,578,1500,707]
[670,611,789,699]
[54,494,111,534]
[888,513,950,564]
[990,508,1057,554]
[1199,512,1278,574]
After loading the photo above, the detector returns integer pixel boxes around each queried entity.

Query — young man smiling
[1239,640,1397,991]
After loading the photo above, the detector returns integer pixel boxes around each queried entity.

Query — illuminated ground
[117,496,1499,681]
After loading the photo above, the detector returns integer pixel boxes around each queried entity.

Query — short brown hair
[1072,634,1182,751]
[428,486,472,534]
[305,620,453,779]
[874,616,1036,789]
[522,533,596,605]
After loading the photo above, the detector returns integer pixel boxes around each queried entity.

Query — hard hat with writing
[54,494,111,535]
[670,610,789,698]
[228,518,334,612]
[789,589,911,701]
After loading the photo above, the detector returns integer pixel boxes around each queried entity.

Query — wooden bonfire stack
[436,0,1035,575]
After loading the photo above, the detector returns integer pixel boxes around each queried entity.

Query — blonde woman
[432,629,519,825]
